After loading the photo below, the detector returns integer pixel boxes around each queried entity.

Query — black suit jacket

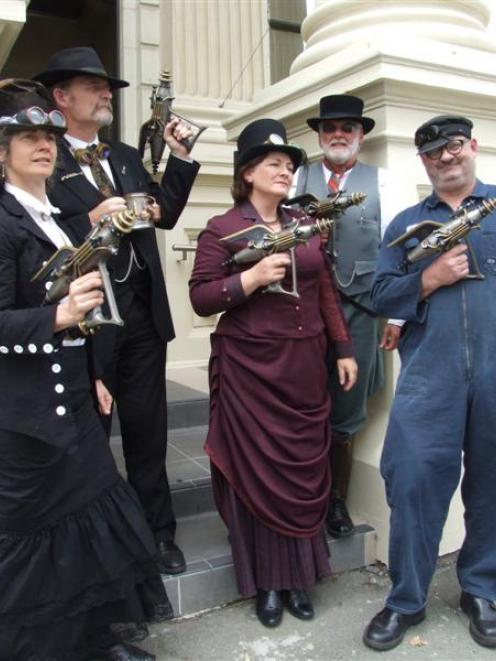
[48,138,200,343]
[0,190,92,448]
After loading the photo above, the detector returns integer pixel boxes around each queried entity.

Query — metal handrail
[172,243,197,261]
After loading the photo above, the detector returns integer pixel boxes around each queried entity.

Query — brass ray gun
[285,191,367,220]
[32,209,137,334]
[138,70,206,174]
[220,192,366,297]
[388,196,496,279]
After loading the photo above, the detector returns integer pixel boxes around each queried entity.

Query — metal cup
[124,192,156,230]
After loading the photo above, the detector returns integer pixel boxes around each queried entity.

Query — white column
[225,0,496,561]
[0,1,28,67]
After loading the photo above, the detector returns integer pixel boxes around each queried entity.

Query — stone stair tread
[163,509,376,616]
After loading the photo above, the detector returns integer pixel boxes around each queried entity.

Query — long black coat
[48,139,200,343]
[0,190,87,448]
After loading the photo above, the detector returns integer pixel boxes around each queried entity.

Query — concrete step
[164,510,376,617]
[110,424,213,519]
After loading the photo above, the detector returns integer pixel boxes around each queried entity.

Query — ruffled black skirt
[0,349,170,660]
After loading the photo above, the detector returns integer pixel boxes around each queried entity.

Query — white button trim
[55,384,65,394]
[14,345,23,353]
[0,346,8,354]
[56,406,66,416]
[43,343,54,353]
[51,363,62,373]
[28,343,37,353]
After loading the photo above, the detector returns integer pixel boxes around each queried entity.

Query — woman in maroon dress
[189,119,357,627]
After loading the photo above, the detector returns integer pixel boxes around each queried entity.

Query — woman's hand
[54,271,104,331]
[337,357,358,391]
[95,379,113,416]
[240,253,291,296]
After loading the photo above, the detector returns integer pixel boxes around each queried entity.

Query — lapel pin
[121,165,126,175]
[61,172,83,181]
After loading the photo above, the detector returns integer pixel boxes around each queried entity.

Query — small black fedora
[34,47,129,90]
[235,118,304,171]
[306,94,375,134]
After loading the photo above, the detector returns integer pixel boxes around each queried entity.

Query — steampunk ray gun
[221,191,367,297]
[32,209,137,334]
[388,197,496,279]
[138,70,206,174]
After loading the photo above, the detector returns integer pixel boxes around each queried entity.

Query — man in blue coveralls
[363,115,496,651]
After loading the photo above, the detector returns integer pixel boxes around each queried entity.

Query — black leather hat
[235,118,304,170]
[415,115,473,154]
[33,47,129,89]
[306,94,375,134]
[0,79,66,134]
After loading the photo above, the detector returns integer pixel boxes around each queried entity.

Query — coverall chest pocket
[477,232,496,276]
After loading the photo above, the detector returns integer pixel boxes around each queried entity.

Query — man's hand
[337,357,358,391]
[420,244,469,299]
[95,378,113,416]
[88,197,127,226]
[164,116,193,159]
[143,200,161,223]
[380,323,401,351]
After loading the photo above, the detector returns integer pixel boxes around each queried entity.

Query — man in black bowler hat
[363,114,496,651]
[34,46,200,575]
[295,94,402,540]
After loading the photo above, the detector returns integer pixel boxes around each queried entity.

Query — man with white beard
[295,95,401,540]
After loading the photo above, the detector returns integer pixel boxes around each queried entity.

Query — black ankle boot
[326,496,354,537]
[256,589,283,627]
[284,589,314,620]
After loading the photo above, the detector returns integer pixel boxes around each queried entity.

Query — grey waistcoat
[295,160,381,295]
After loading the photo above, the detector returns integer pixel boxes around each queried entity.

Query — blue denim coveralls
[371,180,496,614]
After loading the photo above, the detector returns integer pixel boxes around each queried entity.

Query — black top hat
[235,118,304,171]
[0,79,66,134]
[33,47,129,90]
[306,94,375,134]
[415,115,473,154]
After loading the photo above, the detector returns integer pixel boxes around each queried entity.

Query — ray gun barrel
[221,192,366,297]
[32,209,137,334]
[138,70,206,174]
[388,197,496,279]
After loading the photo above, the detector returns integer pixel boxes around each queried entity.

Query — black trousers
[105,293,175,542]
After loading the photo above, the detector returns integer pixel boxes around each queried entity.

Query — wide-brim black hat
[306,94,375,134]
[34,47,129,90]
[0,79,66,134]
[235,118,304,171]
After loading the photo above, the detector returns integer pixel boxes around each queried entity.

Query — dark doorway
[1,0,120,138]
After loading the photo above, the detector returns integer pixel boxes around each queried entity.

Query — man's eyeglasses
[422,139,469,161]
[0,106,66,129]
[320,121,359,134]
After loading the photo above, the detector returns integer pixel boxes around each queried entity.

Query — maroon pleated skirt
[211,464,331,597]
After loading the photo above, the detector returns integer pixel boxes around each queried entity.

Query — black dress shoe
[363,606,426,651]
[325,498,354,538]
[156,540,186,574]
[103,642,156,660]
[256,589,283,627]
[284,589,314,620]
[460,591,496,647]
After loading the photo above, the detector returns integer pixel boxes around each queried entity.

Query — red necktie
[327,172,341,193]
